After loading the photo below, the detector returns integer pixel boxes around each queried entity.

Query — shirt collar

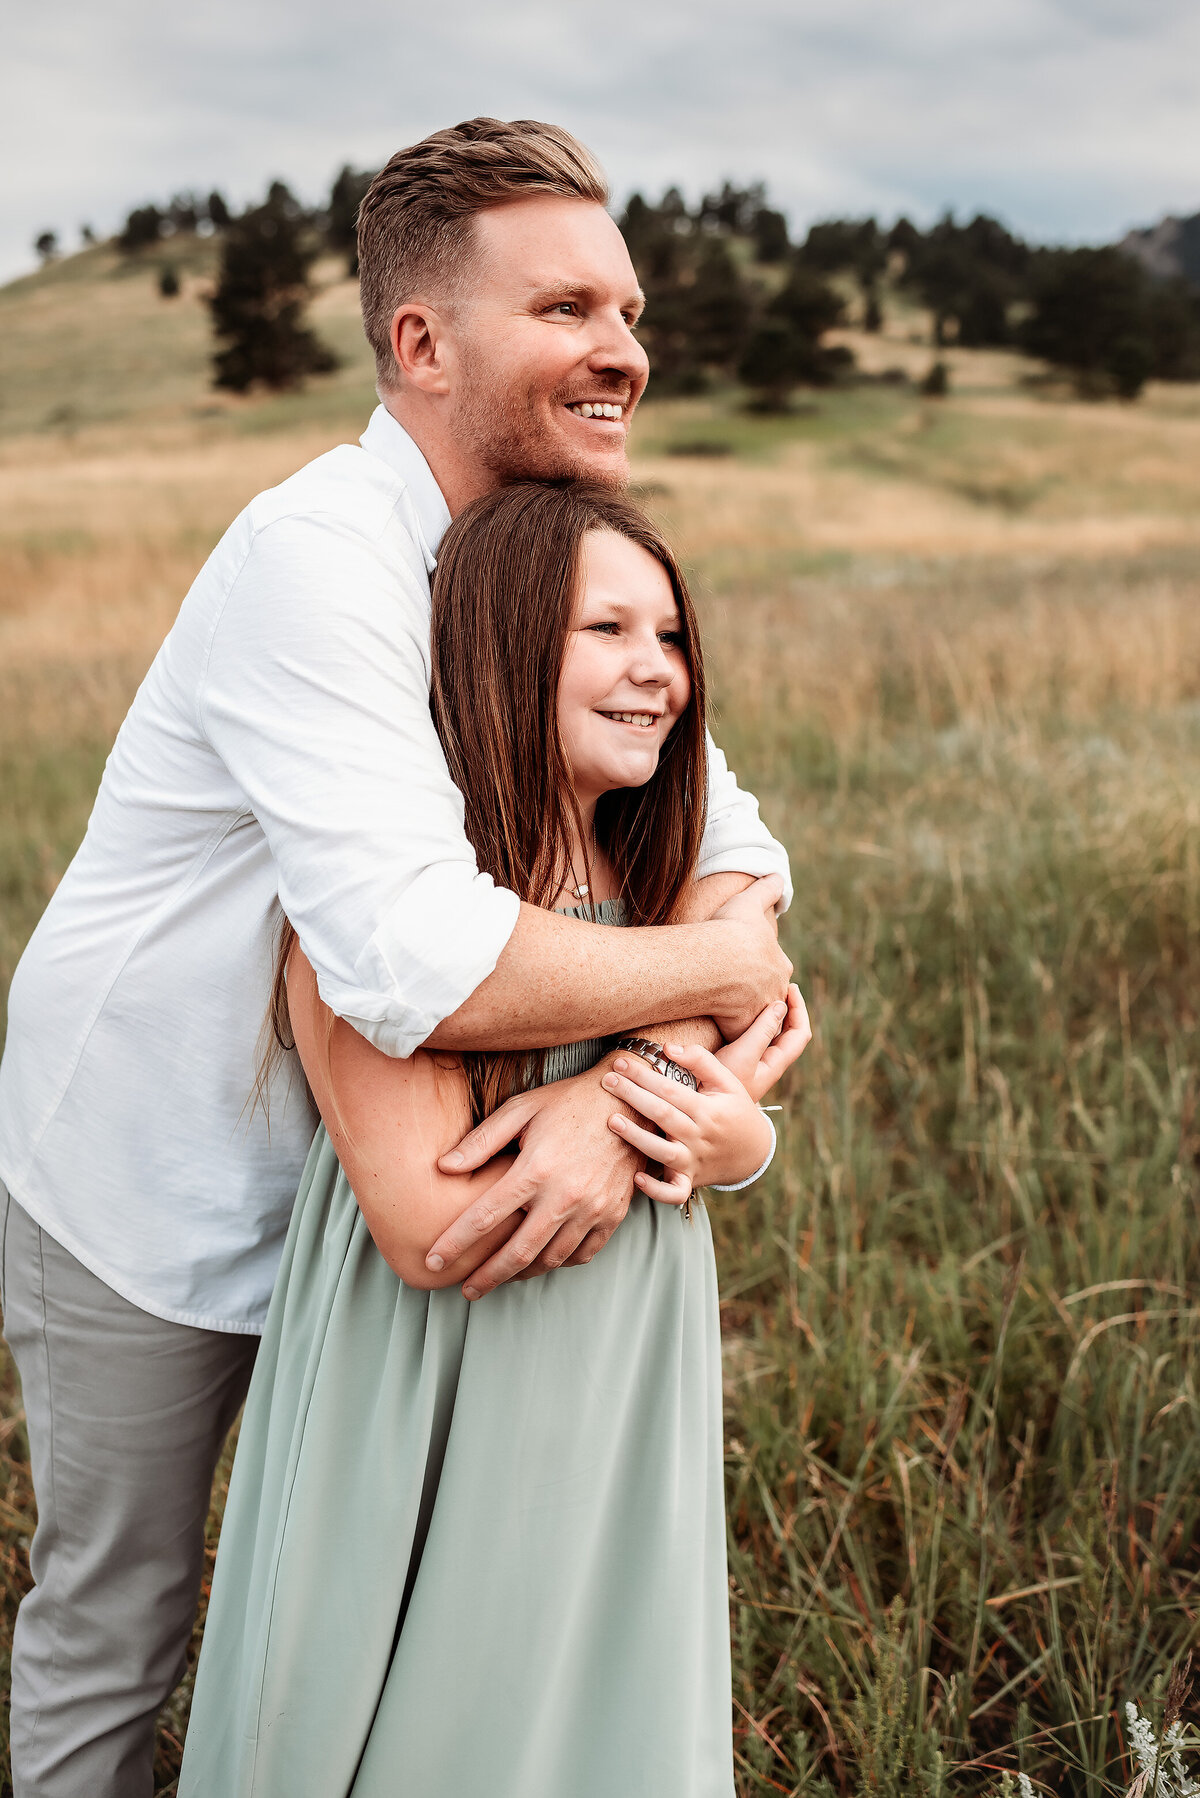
[359,404,452,570]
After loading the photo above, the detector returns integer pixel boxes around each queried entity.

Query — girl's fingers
[664,1039,748,1095]
[634,1167,693,1205]
[607,1113,690,1166]
[601,1064,694,1135]
[719,996,789,1072]
[757,988,812,1087]
[788,984,811,1044]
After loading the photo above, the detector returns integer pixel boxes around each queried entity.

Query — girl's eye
[659,631,685,646]
[587,621,620,635]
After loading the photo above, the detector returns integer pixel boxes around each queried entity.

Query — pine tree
[208,183,339,393]
[739,269,847,409]
[326,166,375,275]
[737,322,807,411]
[751,206,789,264]
[687,239,750,369]
[118,205,166,252]
[1021,247,1156,398]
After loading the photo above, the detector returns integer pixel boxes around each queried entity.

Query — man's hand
[423,1067,642,1298]
[708,875,792,1039]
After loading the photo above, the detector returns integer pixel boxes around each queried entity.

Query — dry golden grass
[6,374,1200,755]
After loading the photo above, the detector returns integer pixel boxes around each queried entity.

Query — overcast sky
[5,0,1199,282]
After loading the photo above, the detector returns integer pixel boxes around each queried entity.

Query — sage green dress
[179,903,734,1798]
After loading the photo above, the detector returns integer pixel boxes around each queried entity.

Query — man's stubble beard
[452,353,629,490]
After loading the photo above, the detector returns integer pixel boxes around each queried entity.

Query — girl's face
[558,529,692,814]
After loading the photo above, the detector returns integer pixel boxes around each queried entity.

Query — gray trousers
[0,1185,258,1797]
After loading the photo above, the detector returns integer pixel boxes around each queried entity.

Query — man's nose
[588,310,649,387]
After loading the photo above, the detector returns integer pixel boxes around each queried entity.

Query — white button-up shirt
[0,408,791,1333]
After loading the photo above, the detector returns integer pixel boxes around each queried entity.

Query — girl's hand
[599,1048,769,1205]
[717,983,811,1102]
[601,988,811,1198]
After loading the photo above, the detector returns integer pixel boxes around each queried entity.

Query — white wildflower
[1165,1721,1200,1798]
[1017,1774,1036,1798]
[1124,1700,1200,1798]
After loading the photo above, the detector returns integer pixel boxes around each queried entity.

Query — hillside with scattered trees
[24,172,1200,403]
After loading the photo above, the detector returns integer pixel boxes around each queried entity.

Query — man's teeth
[602,711,655,726]
[568,402,624,420]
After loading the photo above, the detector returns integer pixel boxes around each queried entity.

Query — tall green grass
[707,557,1200,1792]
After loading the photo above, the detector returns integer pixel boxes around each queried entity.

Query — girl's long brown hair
[268,481,707,1124]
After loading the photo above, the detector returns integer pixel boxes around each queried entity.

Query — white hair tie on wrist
[708,1111,777,1192]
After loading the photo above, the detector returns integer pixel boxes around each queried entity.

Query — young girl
[179,483,809,1798]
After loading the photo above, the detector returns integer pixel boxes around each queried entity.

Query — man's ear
[389,301,454,396]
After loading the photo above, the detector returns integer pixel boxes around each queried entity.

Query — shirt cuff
[330,866,522,1058]
[693,845,794,913]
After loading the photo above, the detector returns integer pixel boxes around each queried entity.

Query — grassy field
[1,245,1199,1794]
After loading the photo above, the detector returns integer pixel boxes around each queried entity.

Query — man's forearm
[632,873,756,1053]
[426,873,759,1053]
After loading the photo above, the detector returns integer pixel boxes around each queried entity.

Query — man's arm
[425,872,778,1053]
[628,868,758,1053]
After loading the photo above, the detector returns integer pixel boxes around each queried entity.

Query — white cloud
[4,0,1199,280]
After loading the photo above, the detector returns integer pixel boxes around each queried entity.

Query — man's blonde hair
[357,117,610,385]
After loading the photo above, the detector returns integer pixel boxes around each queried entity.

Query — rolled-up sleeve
[698,732,793,911]
[199,512,520,1058]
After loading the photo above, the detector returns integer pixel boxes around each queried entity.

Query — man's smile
[565,400,627,422]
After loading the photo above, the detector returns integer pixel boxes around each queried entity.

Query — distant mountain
[1119,213,1200,288]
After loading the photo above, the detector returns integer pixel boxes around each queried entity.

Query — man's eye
[551,302,578,317]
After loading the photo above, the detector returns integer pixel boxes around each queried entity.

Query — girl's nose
[631,636,673,685]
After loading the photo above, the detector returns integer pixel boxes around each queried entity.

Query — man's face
[446,195,650,487]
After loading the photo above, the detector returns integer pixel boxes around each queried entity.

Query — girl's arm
[287,944,521,1290]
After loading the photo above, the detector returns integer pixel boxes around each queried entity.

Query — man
[0,117,792,1796]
